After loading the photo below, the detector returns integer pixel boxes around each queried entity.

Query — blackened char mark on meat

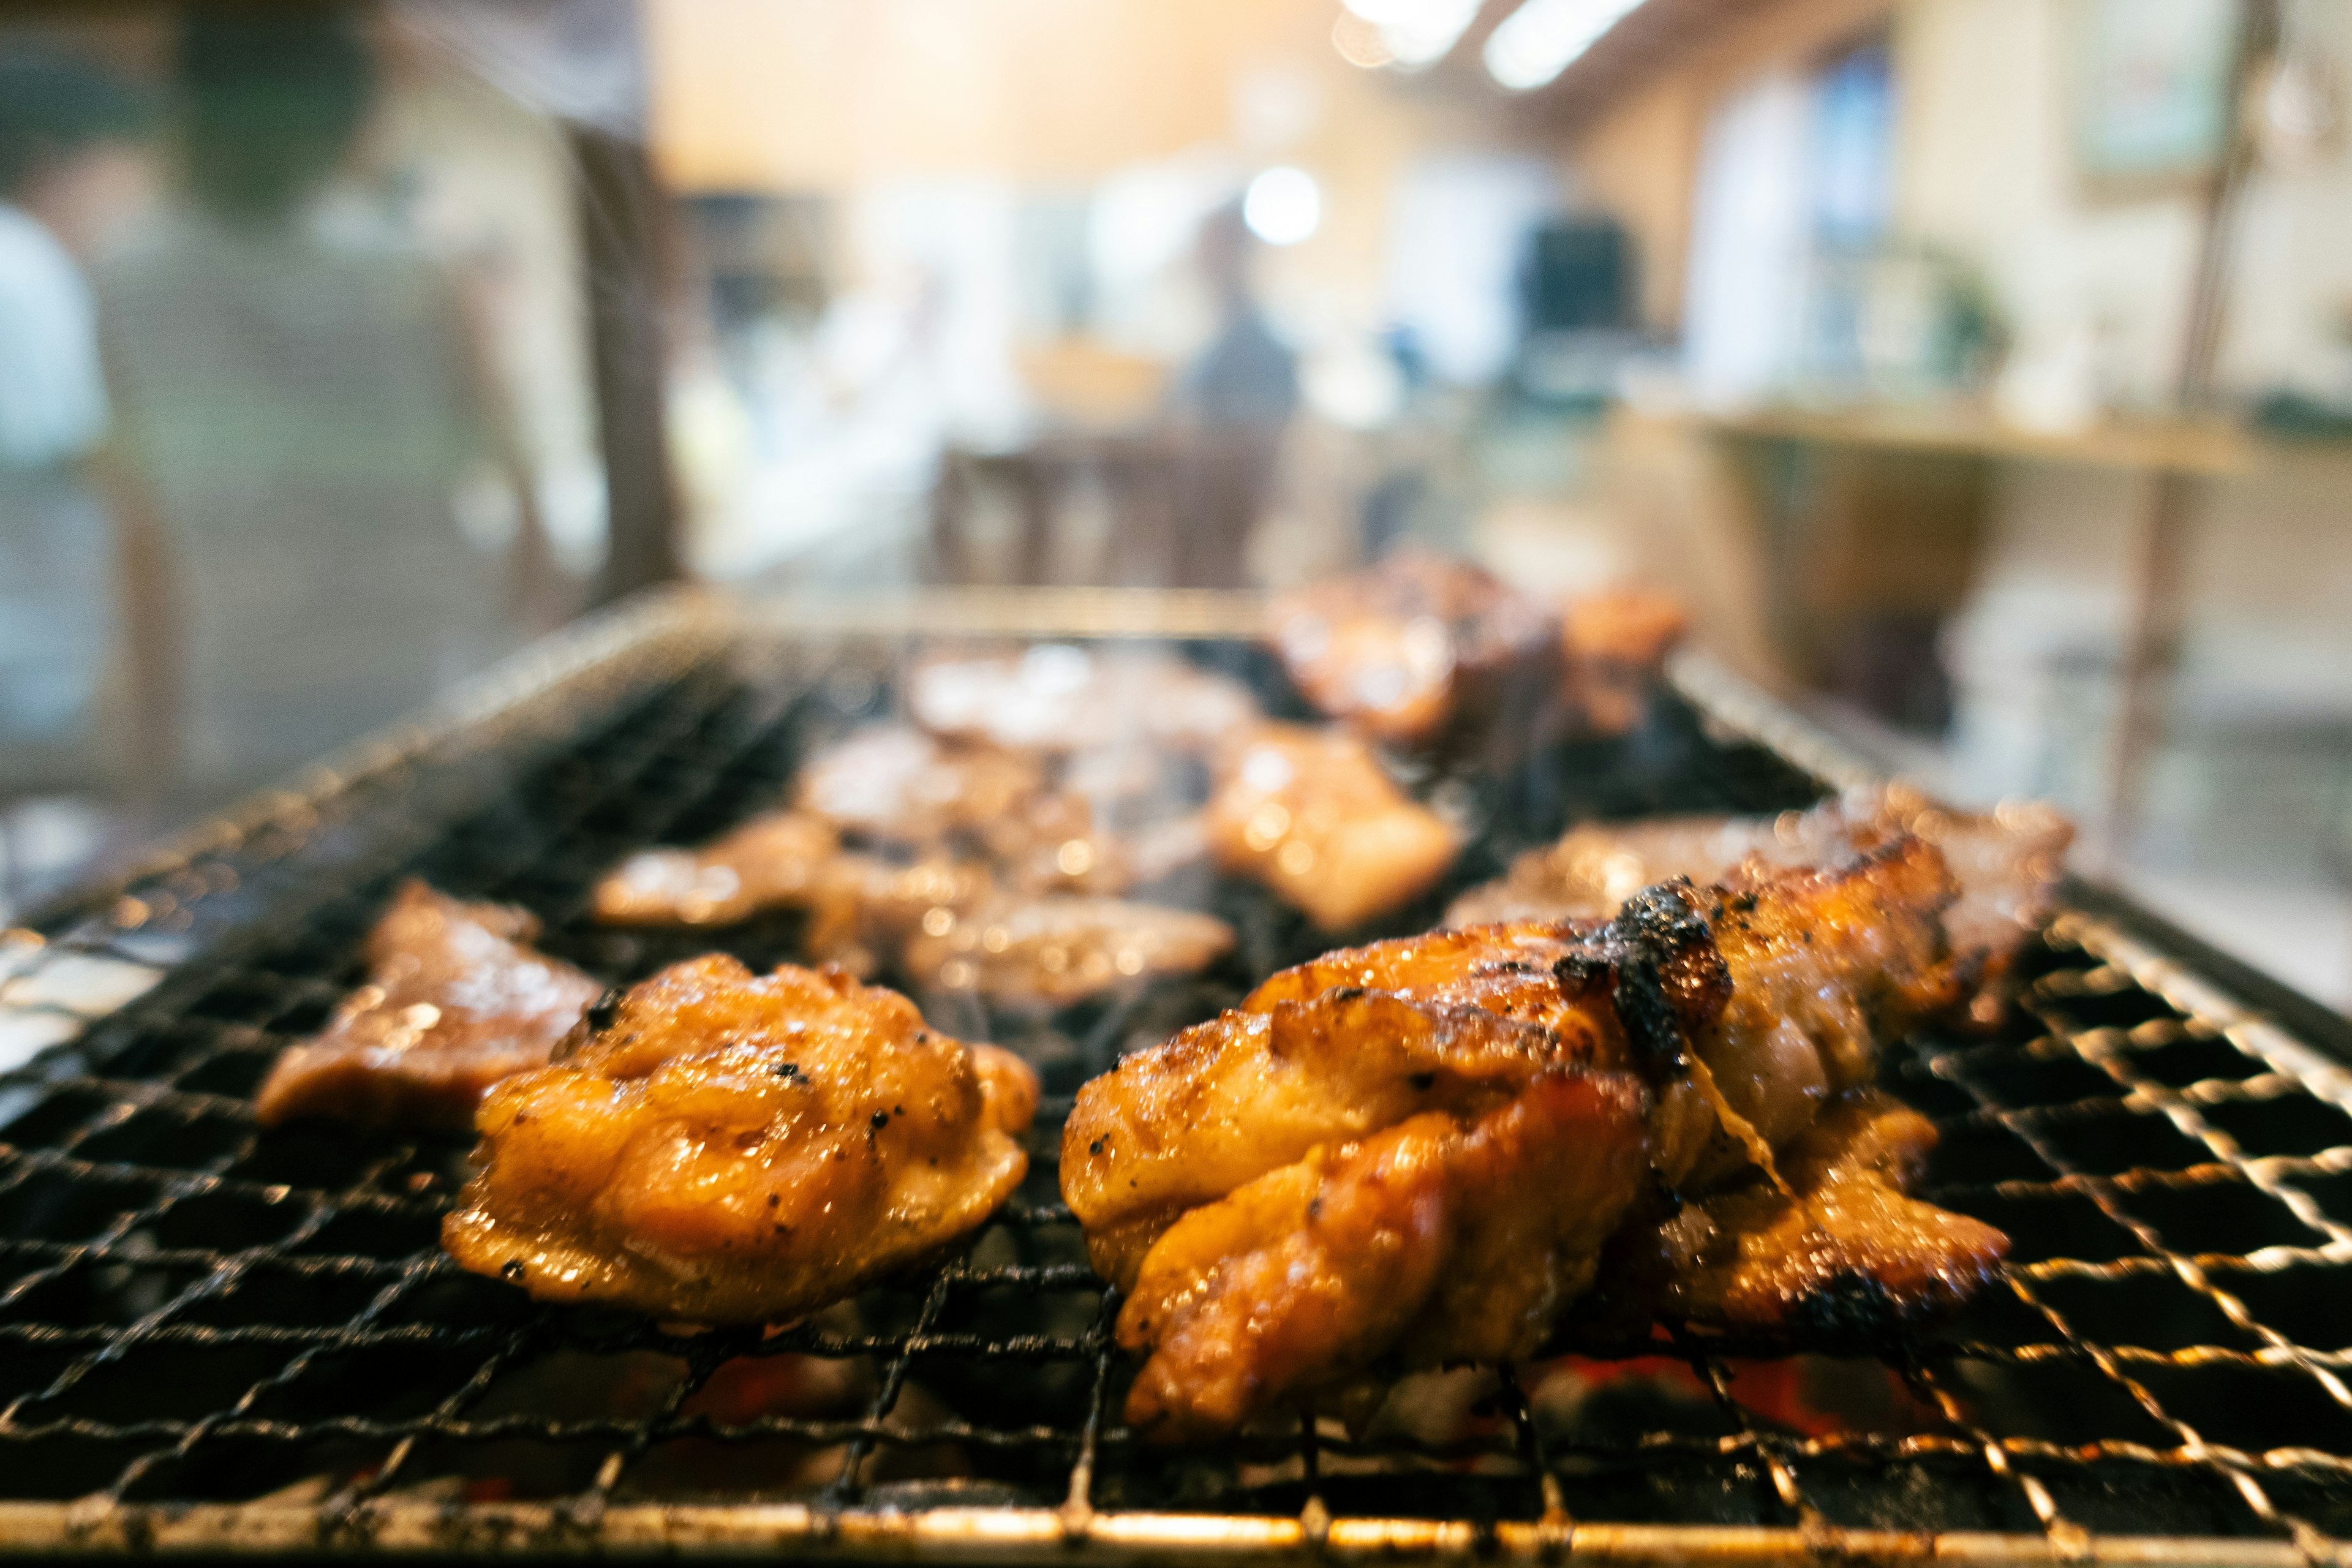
[1552,879,1732,1079]
[1787,1268,1905,1344]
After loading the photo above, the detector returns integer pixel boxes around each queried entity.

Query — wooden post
[2100,0,2280,868]
[569,123,682,606]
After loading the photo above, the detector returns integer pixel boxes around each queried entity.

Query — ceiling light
[1331,0,1478,72]
[1243,167,1322,247]
[1382,0,1480,68]
[1339,0,1425,24]
[1482,0,1645,91]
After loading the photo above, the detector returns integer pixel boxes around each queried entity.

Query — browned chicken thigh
[1205,723,1458,931]
[442,956,1038,1325]
[256,881,601,1131]
[1063,839,2005,1439]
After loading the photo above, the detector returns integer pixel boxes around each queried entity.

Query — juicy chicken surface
[1063,837,2002,1439]
[1206,723,1458,931]
[256,881,601,1131]
[902,894,1235,1008]
[908,646,1258,755]
[1269,551,1559,746]
[1446,785,2069,1023]
[443,956,1039,1325]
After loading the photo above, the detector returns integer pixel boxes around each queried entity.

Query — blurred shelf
[1691,404,2272,477]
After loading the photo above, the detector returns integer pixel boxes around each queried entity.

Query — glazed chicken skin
[1063,837,2002,1439]
[256,881,602,1131]
[1446,785,2070,1025]
[443,956,1038,1325]
[1206,723,1458,931]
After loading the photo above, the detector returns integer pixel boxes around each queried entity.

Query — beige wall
[1569,0,2352,400]
[1897,0,2352,404]
[646,0,1537,328]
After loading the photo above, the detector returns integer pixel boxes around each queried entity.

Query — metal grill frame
[4,586,2352,1564]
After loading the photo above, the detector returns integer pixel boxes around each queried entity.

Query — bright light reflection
[1330,11,1396,69]
[1385,0,1480,66]
[1243,167,1322,247]
[1339,0,1426,24]
[1482,0,1646,91]
[1331,0,1479,72]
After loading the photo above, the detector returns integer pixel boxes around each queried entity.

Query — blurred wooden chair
[929,431,1182,588]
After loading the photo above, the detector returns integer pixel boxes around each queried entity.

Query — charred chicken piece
[902,894,1234,1008]
[1205,723,1458,931]
[977,788,1137,897]
[256,882,602,1132]
[594,810,848,929]
[796,724,1137,899]
[908,645,1258,755]
[1063,839,2001,1439]
[1560,587,1687,736]
[1585,1091,2008,1335]
[1446,785,2069,1025]
[796,725,1046,848]
[1268,550,1560,747]
[443,956,1038,1325]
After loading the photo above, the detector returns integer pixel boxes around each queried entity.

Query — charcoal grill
[7,586,2352,1564]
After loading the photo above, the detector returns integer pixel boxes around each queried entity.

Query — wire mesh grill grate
[7,600,2352,1561]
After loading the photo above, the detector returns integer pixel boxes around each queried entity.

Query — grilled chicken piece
[1269,551,1559,747]
[256,882,602,1131]
[902,894,1234,1008]
[594,810,850,929]
[1584,1091,2007,1335]
[796,723,1139,900]
[1063,837,1996,1439]
[1446,785,2069,1024]
[1205,724,1458,930]
[796,725,1046,847]
[976,788,1136,897]
[1118,1072,1651,1442]
[1560,587,1686,736]
[908,646,1258,755]
[443,956,1038,1325]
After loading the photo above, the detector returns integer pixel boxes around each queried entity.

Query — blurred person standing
[1169,202,1296,589]
[97,3,526,805]
[0,51,151,790]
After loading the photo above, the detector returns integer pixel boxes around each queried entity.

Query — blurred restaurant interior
[2,0,2350,1011]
